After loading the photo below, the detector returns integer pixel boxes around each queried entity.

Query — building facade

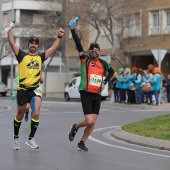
[123,0,170,78]
[1,0,170,92]
[0,0,70,92]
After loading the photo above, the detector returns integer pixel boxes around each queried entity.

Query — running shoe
[68,123,78,141]
[25,138,39,149]
[24,110,29,122]
[13,138,20,150]
[77,141,88,151]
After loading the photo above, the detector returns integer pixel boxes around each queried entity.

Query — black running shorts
[16,90,36,106]
[80,90,101,115]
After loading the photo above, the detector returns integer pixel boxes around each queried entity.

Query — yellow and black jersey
[16,49,45,91]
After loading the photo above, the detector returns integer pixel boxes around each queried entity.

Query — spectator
[147,67,162,105]
[123,68,135,104]
[165,74,170,103]
[111,72,119,102]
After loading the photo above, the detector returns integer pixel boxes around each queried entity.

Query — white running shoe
[25,138,39,149]
[13,138,20,150]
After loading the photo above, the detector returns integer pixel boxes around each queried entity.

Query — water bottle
[68,16,80,28]
[4,21,15,32]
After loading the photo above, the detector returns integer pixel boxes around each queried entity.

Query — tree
[17,1,64,97]
[0,40,11,61]
[67,0,164,69]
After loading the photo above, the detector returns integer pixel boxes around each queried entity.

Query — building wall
[122,0,170,77]
[1,0,66,92]
[7,72,75,92]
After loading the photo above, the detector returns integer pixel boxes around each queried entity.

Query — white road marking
[89,126,170,158]
[0,106,11,112]
[64,112,82,114]
[42,101,77,105]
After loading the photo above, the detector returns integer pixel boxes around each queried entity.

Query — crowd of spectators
[110,64,170,106]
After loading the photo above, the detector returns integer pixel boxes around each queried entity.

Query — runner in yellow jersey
[6,22,65,150]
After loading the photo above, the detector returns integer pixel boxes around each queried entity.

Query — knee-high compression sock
[29,118,39,140]
[14,117,22,139]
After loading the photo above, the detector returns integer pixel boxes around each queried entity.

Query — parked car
[0,82,8,96]
[64,76,109,101]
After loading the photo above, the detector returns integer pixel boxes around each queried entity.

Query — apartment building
[66,0,170,78]
[122,0,170,77]
[0,0,73,92]
[2,0,170,92]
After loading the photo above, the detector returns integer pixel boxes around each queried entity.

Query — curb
[111,127,170,151]
[102,101,170,111]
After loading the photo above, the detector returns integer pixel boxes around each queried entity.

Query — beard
[90,53,99,59]
[29,46,37,53]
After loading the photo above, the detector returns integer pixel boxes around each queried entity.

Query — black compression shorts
[16,90,36,106]
[80,90,101,115]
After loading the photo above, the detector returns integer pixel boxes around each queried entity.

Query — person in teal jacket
[116,68,124,102]
[133,68,144,104]
[147,67,162,105]
[123,68,136,103]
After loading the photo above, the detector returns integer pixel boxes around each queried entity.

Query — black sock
[14,117,22,139]
[29,118,39,140]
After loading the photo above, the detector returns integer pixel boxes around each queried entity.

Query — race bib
[34,87,42,97]
[89,74,102,87]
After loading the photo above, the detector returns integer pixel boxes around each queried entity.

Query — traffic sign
[151,49,167,70]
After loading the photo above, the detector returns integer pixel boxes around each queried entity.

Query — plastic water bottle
[68,16,80,28]
[4,21,15,32]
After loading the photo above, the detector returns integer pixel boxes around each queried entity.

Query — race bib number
[89,74,102,87]
[34,87,42,97]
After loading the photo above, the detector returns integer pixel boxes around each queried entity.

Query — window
[3,13,8,27]
[148,10,160,34]
[152,13,159,27]
[123,13,141,38]
[33,14,45,24]
[162,10,170,34]
[69,79,76,87]
[20,10,33,24]
[167,12,170,25]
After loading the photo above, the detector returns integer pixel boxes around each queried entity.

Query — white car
[0,82,8,96]
[64,76,109,101]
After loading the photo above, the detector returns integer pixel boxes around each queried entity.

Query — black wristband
[58,35,62,38]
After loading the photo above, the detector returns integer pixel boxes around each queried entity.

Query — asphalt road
[0,97,170,170]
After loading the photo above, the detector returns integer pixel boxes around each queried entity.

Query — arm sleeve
[103,67,114,84]
[70,29,84,52]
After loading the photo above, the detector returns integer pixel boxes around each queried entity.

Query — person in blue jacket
[116,68,124,102]
[123,68,136,104]
[133,68,144,104]
[147,67,162,105]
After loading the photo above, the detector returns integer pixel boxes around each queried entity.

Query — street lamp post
[10,0,14,98]
[0,0,3,82]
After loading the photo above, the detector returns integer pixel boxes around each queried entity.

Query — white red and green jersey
[79,51,110,94]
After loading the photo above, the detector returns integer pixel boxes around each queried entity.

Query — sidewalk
[46,92,64,98]
[111,127,170,151]
[46,92,170,111]
[102,100,170,111]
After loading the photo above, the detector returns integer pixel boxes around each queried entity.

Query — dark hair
[29,36,39,44]
[89,43,100,50]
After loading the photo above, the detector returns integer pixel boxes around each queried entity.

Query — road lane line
[89,126,170,158]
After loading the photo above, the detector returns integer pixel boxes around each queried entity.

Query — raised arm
[70,28,84,56]
[45,27,65,60]
[7,23,19,56]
